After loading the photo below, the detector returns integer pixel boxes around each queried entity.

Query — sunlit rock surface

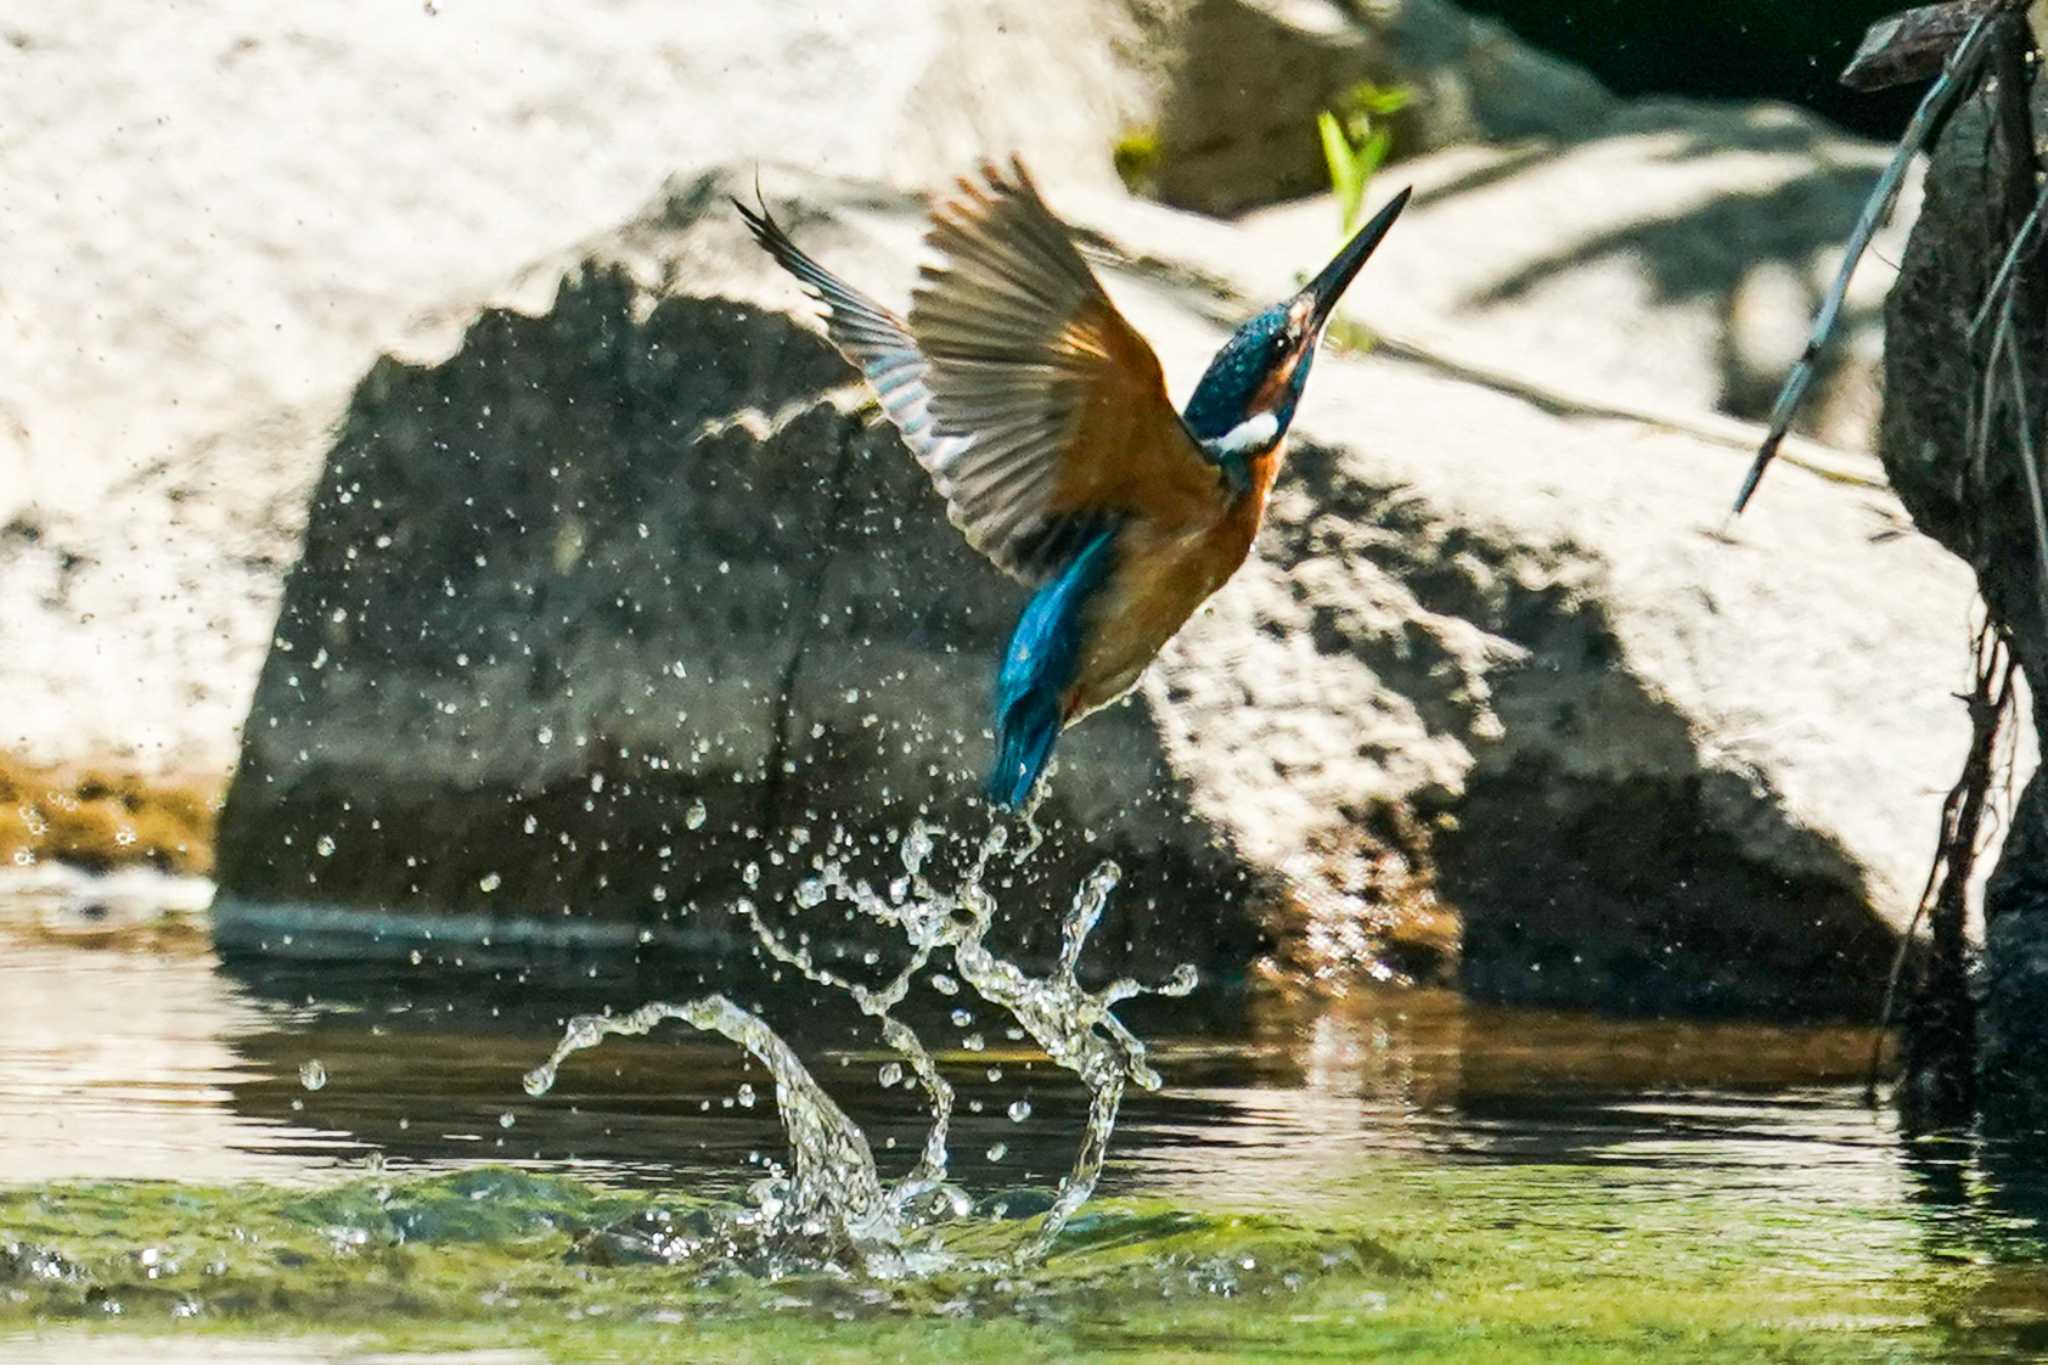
[0,1,1907,781]
[210,158,1977,1015]
[0,0,1183,774]
[1229,99,1914,453]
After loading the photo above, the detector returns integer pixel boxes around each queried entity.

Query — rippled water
[0,869,2030,1205]
[7,869,2048,1358]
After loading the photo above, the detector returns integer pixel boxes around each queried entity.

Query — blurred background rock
[0,0,1989,1010]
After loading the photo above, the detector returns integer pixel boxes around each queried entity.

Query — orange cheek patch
[1253,352,1300,414]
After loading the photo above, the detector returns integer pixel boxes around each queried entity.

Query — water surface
[6,873,2048,1360]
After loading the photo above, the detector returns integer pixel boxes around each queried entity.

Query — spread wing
[733,195,965,488]
[738,161,1226,584]
[909,159,1226,581]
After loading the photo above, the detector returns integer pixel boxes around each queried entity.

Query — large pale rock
[1225,99,1915,453]
[3,1,1980,1017]
[215,163,1976,1014]
[0,0,1615,776]
[0,0,1171,773]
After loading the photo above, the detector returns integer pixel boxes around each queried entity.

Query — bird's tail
[983,525,1121,810]
[986,690,1062,809]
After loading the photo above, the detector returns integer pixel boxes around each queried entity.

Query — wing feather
[739,160,1225,585]
[733,196,975,480]
[908,159,1226,578]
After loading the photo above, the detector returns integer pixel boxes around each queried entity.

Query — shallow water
[7,873,2048,1360]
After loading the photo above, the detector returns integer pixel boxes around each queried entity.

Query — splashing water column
[522,822,1197,1275]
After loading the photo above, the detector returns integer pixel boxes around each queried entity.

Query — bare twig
[1733,7,2003,516]
[1974,301,2008,492]
[1865,619,2018,1105]
[1969,176,2048,337]
[1997,298,2048,633]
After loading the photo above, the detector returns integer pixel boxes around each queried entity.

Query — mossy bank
[4,1162,2044,1362]
[0,757,219,878]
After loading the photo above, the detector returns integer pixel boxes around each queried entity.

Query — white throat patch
[1207,410,1279,460]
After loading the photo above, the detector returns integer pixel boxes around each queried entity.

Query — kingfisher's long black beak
[1302,186,1412,333]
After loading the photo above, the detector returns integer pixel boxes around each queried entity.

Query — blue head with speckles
[1183,304,1313,446]
[1181,187,1413,465]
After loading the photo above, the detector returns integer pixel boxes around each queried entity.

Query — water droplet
[902,826,934,874]
[478,872,502,893]
[507,803,1166,1271]
[298,1060,327,1091]
[537,725,554,746]
[522,1067,553,1098]
[498,1111,516,1129]
[685,799,707,830]
[408,949,423,966]
[742,861,760,887]
[315,836,335,858]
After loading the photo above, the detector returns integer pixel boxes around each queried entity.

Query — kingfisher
[738,159,1410,808]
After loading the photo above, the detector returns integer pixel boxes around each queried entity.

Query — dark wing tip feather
[732,187,917,341]
[731,192,815,288]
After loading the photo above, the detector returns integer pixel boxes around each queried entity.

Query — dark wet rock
[1876,65,2048,1105]
[1980,905,2048,1108]
[212,175,1253,983]
[212,159,1977,1016]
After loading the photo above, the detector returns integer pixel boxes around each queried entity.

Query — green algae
[5,1160,2045,1362]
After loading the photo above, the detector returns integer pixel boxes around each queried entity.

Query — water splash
[522,822,1196,1276]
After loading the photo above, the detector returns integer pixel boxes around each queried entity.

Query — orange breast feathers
[1063,444,1285,719]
